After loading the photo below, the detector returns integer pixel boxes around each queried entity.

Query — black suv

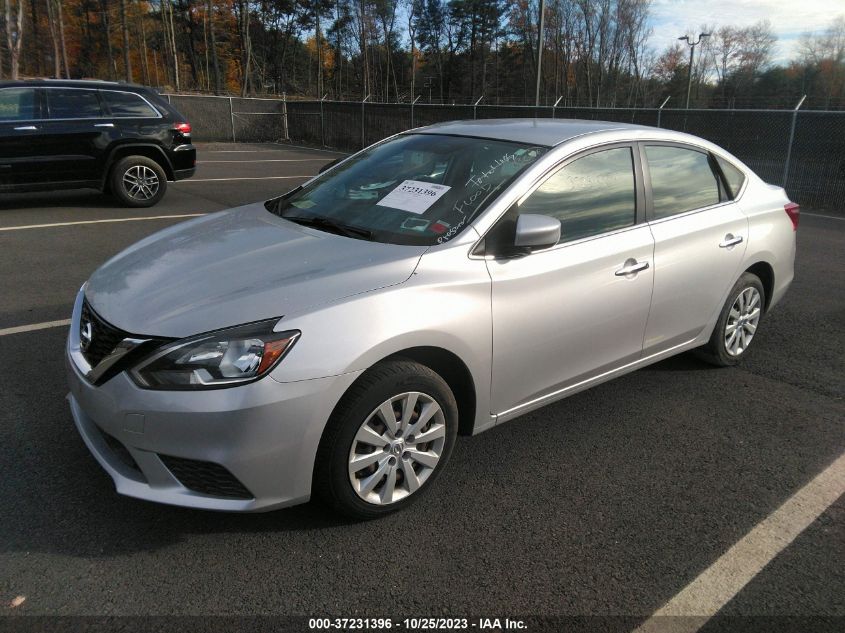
[0,79,195,207]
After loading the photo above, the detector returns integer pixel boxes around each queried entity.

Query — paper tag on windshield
[376,180,451,214]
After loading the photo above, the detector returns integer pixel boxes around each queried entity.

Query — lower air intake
[158,455,253,499]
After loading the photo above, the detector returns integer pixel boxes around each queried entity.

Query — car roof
[0,78,157,93]
[413,118,666,147]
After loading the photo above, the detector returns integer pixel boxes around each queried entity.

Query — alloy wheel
[348,391,447,505]
[725,286,762,356]
[122,165,160,200]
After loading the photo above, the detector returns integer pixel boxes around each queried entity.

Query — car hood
[85,202,428,338]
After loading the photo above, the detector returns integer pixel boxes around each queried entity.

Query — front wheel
[314,359,458,519]
[109,156,167,208]
[696,272,765,367]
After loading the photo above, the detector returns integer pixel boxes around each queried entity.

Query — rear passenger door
[41,87,119,184]
[0,86,48,187]
[641,143,748,354]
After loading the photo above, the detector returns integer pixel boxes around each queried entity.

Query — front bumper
[66,307,360,512]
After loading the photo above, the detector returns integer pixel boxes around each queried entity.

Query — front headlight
[131,319,299,390]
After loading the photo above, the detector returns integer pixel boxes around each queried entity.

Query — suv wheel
[110,156,167,208]
[314,359,458,519]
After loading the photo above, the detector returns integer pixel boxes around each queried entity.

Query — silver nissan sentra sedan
[66,119,798,518]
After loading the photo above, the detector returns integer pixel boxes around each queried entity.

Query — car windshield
[267,133,548,245]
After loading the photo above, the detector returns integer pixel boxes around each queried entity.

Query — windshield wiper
[283,215,374,240]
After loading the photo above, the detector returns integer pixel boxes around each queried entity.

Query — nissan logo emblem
[80,319,93,351]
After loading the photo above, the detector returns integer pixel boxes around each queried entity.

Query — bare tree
[207,0,222,93]
[45,0,62,78]
[4,0,24,80]
[120,0,132,82]
[138,1,151,84]
[57,0,69,78]
[100,0,118,79]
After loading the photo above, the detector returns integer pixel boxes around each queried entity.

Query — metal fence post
[657,96,670,128]
[411,95,420,129]
[229,96,236,143]
[782,95,806,188]
[320,94,328,147]
[473,95,484,120]
[282,92,288,141]
[361,95,371,149]
[552,96,563,119]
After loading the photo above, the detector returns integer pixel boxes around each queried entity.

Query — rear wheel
[696,272,765,367]
[314,359,458,519]
[110,156,167,208]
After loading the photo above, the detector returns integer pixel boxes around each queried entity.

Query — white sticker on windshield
[376,180,451,214]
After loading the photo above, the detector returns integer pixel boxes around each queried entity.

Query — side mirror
[514,214,561,251]
[318,157,342,174]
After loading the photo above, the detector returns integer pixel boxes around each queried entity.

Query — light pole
[679,32,710,109]
[535,0,546,107]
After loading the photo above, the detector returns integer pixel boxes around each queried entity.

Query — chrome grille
[79,300,129,368]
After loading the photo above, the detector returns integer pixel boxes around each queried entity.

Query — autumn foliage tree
[0,1,842,109]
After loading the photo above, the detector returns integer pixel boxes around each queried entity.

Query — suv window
[715,155,746,199]
[518,147,636,243]
[0,88,38,121]
[101,90,159,118]
[47,88,103,119]
[646,145,720,219]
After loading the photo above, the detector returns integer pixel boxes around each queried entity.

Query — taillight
[784,202,800,231]
[174,122,192,136]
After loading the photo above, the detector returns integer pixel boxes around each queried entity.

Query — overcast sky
[649,0,840,62]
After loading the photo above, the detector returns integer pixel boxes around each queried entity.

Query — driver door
[485,145,655,416]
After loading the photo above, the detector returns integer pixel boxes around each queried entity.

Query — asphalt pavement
[0,142,842,629]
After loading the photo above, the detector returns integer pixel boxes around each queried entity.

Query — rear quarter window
[101,90,159,118]
[715,155,746,199]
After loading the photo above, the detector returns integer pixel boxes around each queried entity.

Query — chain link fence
[166,94,288,143]
[165,94,844,211]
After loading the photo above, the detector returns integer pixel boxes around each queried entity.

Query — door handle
[94,123,115,128]
[14,125,37,131]
[615,259,650,276]
[719,234,743,248]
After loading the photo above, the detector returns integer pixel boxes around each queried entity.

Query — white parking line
[0,214,205,232]
[202,150,294,153]
[634,451,845,633]
[803,212,844,221]
[0,319,71,337]
[199,144,347,156]
[198,159,328,163]
[175,176,311,182]
[272,142,349,155]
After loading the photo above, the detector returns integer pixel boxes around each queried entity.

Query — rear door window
[101,90,159,118]
[0,88,39,121]
[47,88,104,119]
[645,145,721,219]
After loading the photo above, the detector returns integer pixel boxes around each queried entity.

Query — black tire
[695,272,766,367]
[109,156,167,208]
[313,358,459,520]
